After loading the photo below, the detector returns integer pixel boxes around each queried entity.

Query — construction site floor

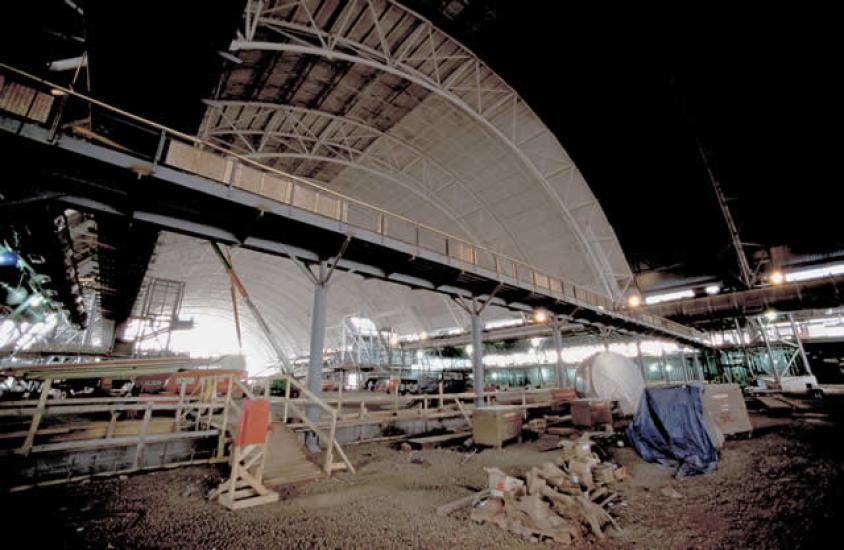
[5,414,842,549]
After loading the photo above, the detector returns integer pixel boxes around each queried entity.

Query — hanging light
[532,309,549,323]
[769,270,785,285]
[627,294,642,308]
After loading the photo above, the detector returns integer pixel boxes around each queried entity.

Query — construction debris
[437,489,491,517]
[465,435,627,544]
[660,486,684,499]
[525,418,548,434]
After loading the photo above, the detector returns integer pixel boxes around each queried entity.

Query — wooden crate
[472,405,523,447]
[571,398,612,427]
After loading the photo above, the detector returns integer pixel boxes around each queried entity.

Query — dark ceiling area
[3,1,841,289]
[406,1,843,283]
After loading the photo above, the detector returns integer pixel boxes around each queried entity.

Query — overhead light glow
[764,310,777,321]
[769,270,785,285]
[418,331,428,341]
[644,289,695,305]
[0,251,19,266]
[532,309,549,323]
[649,365,657,372]
[50,88,68,96]
[665,365,673,372]
[705,284,721,295]
[485,317,524,330]
[785,262,844,283]
[627,294,642,308]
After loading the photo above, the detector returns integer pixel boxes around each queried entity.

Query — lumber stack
[468,436,628,544]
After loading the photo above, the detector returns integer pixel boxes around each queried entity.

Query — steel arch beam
[202,101,543,265]
[229,0,632,298]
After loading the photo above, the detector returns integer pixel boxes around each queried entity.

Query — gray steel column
[307,262,329,424]
[471,299,484,408]
[788,313,813,376]
[552,317,564,387]
[636,340,648,384]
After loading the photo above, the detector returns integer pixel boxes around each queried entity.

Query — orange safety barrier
[235,399,270,447]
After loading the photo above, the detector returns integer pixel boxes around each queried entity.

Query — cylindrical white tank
[575,351,645,415]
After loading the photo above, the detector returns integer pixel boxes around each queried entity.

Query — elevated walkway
[0,64,706,348]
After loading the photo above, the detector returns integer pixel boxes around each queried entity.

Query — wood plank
[30,429,218,454]
[407,432,470,450]
[219,491,279,510]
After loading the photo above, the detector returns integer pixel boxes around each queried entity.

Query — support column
[471,299,484,408]
[307,262,329,424]
[636,340,647,384]
[758,318,781,385]
[788,313,813,376]
[552,317,564,388]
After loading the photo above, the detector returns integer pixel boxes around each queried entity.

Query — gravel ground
[5,414,842,549]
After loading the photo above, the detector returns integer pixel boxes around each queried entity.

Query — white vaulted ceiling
[144,1,632,368]
[147,232,518,363]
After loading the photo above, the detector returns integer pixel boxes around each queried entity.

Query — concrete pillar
[471,299,484,408]
[307,262,328,424]
[552,317,564,388]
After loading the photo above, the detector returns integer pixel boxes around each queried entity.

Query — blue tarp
[626,385,718,477]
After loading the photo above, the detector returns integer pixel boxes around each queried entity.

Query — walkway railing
[0,373,240,491]
[254,374,355,475]
[0,63,702,342]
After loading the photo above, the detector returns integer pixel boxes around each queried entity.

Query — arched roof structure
[147,232,519,360]
[145,0,634,367]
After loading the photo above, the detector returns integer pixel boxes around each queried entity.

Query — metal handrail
[0,63,702,341]
[252,373,354,474]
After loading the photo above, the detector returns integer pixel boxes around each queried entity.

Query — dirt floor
[5,413,843,549]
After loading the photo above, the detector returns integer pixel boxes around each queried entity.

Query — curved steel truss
[201,100,536,262]
[229,0,632,298]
